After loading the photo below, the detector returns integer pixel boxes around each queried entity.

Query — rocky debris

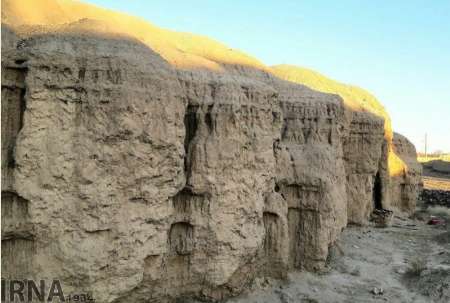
[371,287,384,296]
[421,189,450,207]
[370,209,394,227]
[1,1,423,302]
[407,269,450,303]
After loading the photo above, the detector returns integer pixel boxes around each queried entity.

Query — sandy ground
[226,208,450,303]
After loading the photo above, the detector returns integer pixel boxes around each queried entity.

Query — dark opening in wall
[6,86,26,169]
[204,104,214,132]
[183,105,198,155]
[281,119,288,141]
[204,112,213,132]
[183,105,199,175]
[14,59,27,65]
[18,87,26,130]
[373,172,383,209]
[274,184,280,193]
[2,65,27,184]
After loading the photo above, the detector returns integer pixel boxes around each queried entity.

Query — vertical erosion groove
[1,65,27,178]
[204,104,214,133]
[19,85,26,131]
[183,105,199,175]
[287,208,301,268]
[172,187,209,215]
[1,63,33,279]
[263,212,280,258]
[183,105,198,156]
[1,191,33,279]
[169,222,194,255]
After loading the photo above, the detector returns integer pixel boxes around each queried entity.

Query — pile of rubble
[420,189,450,207]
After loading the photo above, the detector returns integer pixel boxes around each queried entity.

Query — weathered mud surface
[1,1,423,302]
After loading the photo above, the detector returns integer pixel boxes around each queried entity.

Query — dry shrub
[406,257,427,277]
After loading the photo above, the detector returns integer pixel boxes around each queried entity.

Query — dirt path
[227,213,450,303]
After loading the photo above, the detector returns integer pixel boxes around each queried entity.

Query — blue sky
[86,0,450,152]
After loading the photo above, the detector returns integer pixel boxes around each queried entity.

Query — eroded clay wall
[271,80,348,270]
[343,111,388,224]
[1,28,422,303]
[389,132,422,214]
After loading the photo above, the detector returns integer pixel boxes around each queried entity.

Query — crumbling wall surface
[389,132,422,214]
[2,33,187,302]
[1,27,421,303]
[271,80,348,271]
[1,31,286,302]
[343,111,387,225]
[122,68,284,302]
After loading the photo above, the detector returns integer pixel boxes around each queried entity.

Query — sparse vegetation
[406,257,427,277]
